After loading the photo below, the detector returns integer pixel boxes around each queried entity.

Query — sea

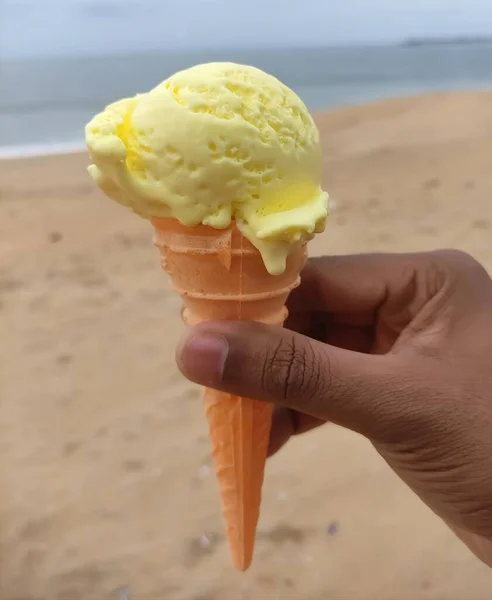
[1,42,492,158]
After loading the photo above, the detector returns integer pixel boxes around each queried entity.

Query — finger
[324,323,374,353]
[286,311,374,353]
[176,320,405,439]
[287,252,434,316]
[268,408,326,457]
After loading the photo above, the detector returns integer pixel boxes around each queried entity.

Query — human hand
[176,250,492,566]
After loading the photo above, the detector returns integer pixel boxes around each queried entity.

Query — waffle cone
[152,218,307,571]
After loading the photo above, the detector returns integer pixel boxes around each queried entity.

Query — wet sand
[1,91,492,599]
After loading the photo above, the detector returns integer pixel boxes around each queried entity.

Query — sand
[1,91,492,599]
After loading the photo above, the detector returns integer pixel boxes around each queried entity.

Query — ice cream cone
[152,217,307,571]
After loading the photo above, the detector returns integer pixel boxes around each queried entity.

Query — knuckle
[431,250,491,300]
[434,249,485,274]
[262,334,326,406]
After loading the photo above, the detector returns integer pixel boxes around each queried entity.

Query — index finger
[287,252,426,316]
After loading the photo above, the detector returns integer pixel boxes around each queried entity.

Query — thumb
[176,321,408,440]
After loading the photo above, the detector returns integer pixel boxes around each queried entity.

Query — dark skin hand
[176,249,492,567]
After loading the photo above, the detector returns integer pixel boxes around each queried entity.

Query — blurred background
[1,1,492,599]
[1,0,492,152]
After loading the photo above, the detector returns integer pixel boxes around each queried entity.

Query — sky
[2,0,492,59]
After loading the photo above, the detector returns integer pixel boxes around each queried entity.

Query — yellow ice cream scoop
[85,62,329,274]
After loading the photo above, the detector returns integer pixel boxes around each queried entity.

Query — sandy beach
[1,91,492,599]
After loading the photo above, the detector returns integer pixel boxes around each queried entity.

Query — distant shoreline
[401,36,492,47]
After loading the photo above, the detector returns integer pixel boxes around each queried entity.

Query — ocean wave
[0,141,86,160]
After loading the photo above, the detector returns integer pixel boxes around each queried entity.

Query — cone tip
[233,554,253,572]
